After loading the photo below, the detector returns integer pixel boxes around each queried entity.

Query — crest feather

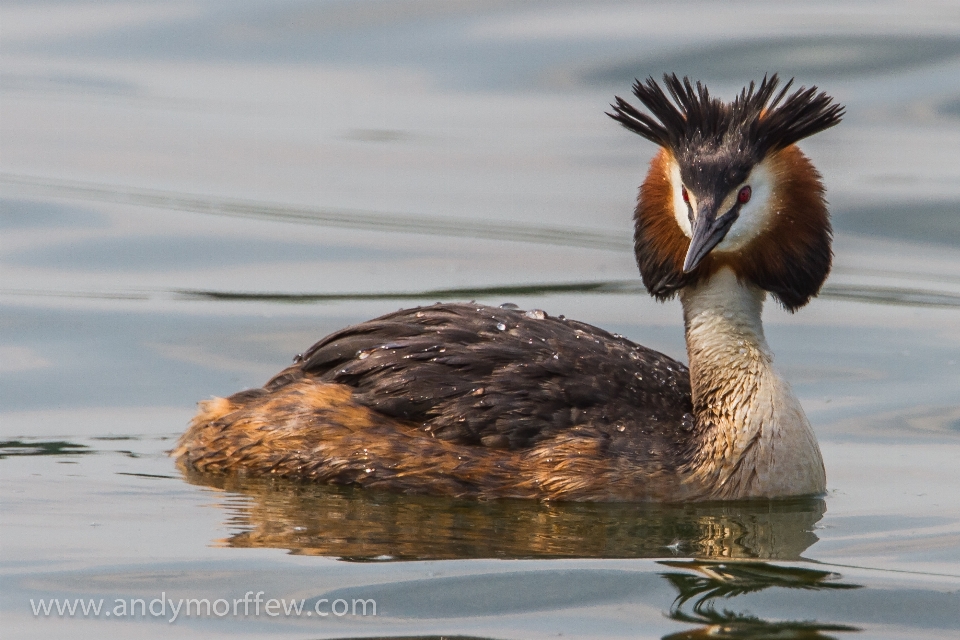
[608,73,844,158]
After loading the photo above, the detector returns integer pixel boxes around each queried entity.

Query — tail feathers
[175,380,669,500]
[174,381,519,497]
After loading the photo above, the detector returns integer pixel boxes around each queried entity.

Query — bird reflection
[659,560,861,639]
[181,468,826,561]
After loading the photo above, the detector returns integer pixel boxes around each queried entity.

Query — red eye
[681,186,689,203]
[738,186,752,204]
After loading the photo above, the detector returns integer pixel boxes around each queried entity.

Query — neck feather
[679,267,825,499]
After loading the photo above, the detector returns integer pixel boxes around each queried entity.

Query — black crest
[608,74,844,160]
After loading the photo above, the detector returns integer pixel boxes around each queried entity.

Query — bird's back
[176,303,695,500]
[282,303,691,450]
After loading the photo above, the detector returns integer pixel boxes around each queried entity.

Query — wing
[271,303,693,450]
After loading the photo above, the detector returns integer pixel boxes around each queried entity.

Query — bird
[174,74,843,502]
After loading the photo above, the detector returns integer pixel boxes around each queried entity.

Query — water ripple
[4,281,960,309]
[0,173,630,252]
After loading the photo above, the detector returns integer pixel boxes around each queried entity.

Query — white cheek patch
[668,158,693,238]
[717,159,776,253]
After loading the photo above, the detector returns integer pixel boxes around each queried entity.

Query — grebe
[175,74,843,502]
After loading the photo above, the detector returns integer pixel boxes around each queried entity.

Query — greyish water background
[2,1,960,638]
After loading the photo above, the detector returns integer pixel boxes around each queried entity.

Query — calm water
[3,1,960,638]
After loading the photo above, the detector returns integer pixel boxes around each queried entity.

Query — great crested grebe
[175,74,843,502]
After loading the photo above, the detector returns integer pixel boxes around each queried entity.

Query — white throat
[680,267,825,499]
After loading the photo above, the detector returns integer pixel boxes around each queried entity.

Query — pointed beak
[682,196,738,273]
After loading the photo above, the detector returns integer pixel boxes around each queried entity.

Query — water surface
[3,1,960,638]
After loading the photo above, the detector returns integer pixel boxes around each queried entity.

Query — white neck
[679,267,825,499]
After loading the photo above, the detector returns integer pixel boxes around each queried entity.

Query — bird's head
[609,74,844,310]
